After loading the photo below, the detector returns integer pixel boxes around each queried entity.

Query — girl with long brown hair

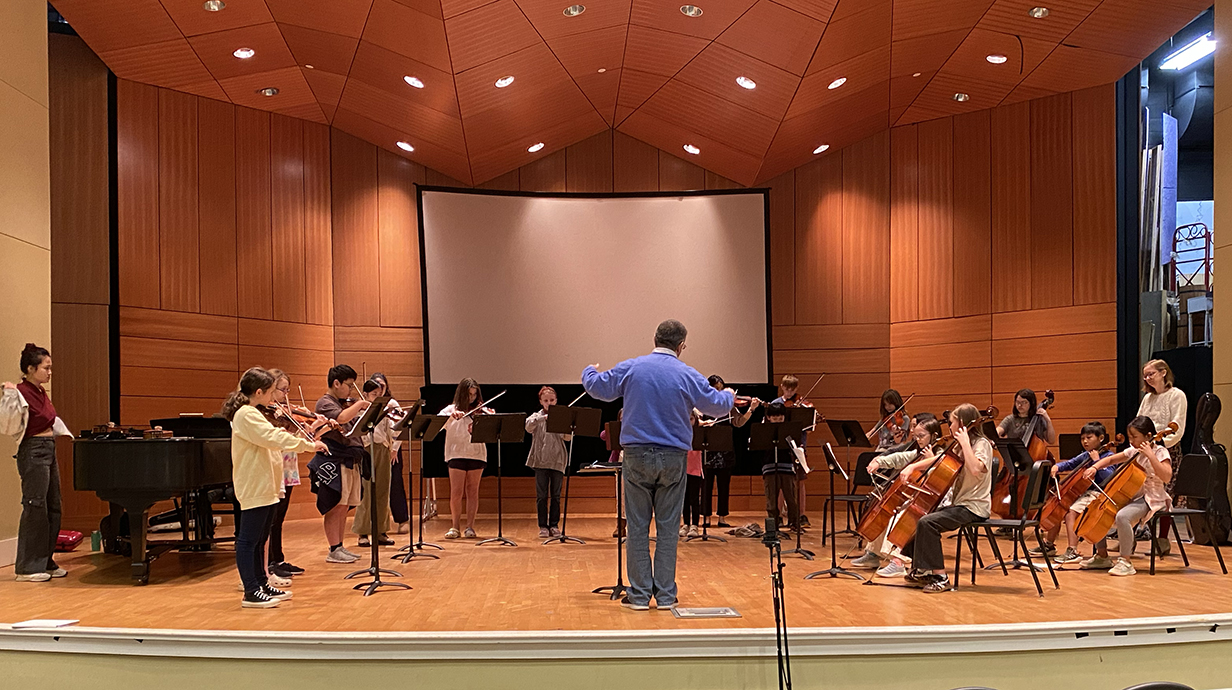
[439,378,491,539]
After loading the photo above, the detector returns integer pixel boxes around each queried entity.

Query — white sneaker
[876,560,907,578]
[339,546,362,559]
[679,524,688,537]
[851,551,883,569]
[1079,554,1114,570]
[326,548,358,564]
[46,568,67,578]
[1109,557,1137,577]
[15,572,51,582]
[686,525,699,538]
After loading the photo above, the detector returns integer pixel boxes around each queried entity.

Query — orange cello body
[992,391,1056,518]
[1073,422,1178,543]
[1038,434,1124,533]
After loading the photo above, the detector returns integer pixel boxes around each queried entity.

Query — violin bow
[568,391,588,407]
[866,393,915,440]
[461,389,506,419]
[797,373,824,402]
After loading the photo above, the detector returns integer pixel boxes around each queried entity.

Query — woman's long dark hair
[1013,388,1038,419]
[220,367,276,421]
[452,378,482,413]
[371,372,392,398]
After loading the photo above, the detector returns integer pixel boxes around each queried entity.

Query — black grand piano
[74,417,233,584]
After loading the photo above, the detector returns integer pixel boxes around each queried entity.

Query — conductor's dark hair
[328,364,358,388]
[362,379,381,394]
[371,372,391,398]
[654,319,687,350]
[20,343,49,376]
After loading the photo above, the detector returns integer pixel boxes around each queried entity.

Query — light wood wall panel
[1029,92,1074,310]
[566,131,614,192]
[658,151,705,190]
[330,129,381,326]
[1071,83,1117,306]
[990,101,1032,313]
[303,123,334,326]
[889,126,919,323]
[519,148,567,192]
[612,131,658,192]
[157,89,199,312]
[767,170,795,326]
[376,150,424,328]
[197,97,237,316]
[914,117,953,320]
[271,115,308,324]
[116,79,161,308]
[794,154,844,324]
[235,107,273,319]
[951,110,991,318]
[841,131,889,324]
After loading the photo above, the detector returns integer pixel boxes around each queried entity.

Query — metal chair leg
[953,527,964,591]
[1019,533,1044,597]
[1173,515,1190,566]
[1035,525,1060,589]
[983,526,1009,576]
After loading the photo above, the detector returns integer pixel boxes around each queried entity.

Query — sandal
[444,528,461,539]
[463,527,477,539]
[357,537,371,547]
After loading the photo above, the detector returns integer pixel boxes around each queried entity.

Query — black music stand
[344,397,410,595]
[825,419,871,538]
[472,413,525,548]
[544,404,602,545]
[987,437,1042,571]
[688,425,732,543]
[390,411,446,564]
[805,442,864,581]
[592,420,626,600]
[750,421,812,559]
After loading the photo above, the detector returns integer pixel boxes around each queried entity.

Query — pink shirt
[687,450,702,477]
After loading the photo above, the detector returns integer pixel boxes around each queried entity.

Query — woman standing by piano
[1,344,70,583]
[222,367,326,609]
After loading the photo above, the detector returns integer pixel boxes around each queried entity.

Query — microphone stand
[764,517,792,690]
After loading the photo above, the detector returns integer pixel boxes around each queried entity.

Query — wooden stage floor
[2,515,1230,633]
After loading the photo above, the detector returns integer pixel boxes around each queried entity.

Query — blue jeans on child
[622,445,688,607]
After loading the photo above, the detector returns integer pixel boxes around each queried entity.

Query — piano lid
[150,416,231,439]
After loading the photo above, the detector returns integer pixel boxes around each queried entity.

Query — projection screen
[419,188,770,385]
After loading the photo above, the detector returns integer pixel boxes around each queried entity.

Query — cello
[992,390,1056,518]
[1037,433,1124,533]
[1074,422,1178,544]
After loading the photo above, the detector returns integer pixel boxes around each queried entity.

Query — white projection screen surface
[420,189,770,385]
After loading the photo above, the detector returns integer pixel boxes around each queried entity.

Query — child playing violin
[1076,416,1172,576]
[761,402,801,533]
[773,375,814,528]
[440,377,492,539]
[873,389,909,452]
[1030,421,1116,565]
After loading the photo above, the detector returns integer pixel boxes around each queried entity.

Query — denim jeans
[622,445,688,606]
[534,468,563,528]
[16,437,61,575]
[236,503,276,594]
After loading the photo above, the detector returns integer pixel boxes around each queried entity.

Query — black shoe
[921,575,952,593]
[277,561,305,575]
[378,535,395,546]
[904,570,935,587]
[269,563,295,579]
[242,589,280,609]
[620,596,650,611]
[797,515,811,529]
[716,520,732,528]
[263,584,293,601]
[358,537,371,547]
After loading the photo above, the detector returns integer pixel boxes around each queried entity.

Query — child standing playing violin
[761,403,800,533]
[1077,416,1172,576]
[526,386,568,538]
[1030,421,1116,565]
[222,367,326,608]
[772,375,814,528]
[440,378,491,539]
[265,369,328,580]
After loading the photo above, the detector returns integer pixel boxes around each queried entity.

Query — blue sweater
[582,351,735,451]
[1056,450,1115,487]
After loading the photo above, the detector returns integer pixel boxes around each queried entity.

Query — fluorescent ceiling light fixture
[1028,7,1049,18]
[986,54,1008,64]
[203,0,225,11]
[680,5,703,17]
[563,4,585,16]
[404,76,425,88]
[683,144,700,155]
[812,144,829,154]
[828,77,846,89]
[495,75,515,88]
[397,141,415,152]
[528,142,545,153]
[953,92,970,102]
[1160,32,1216,70]
[736,76,756,89]
[233,47,255,59]
[257,87,279,97]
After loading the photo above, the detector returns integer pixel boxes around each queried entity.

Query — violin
[1038,433,1124,533]
[733,395,767,408]
[1073,422,1178,544]
[867,393,915,441]
[782,373,823,409]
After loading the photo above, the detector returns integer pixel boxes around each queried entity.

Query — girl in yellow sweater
[222,367,325,609]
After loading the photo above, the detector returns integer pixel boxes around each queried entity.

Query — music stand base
[984,559,1046,572]
[477,536,518,547]
[784,547,815,560]
[345,566,403,580]
[543,534,586,545]
[592,583,626,600]
[804,566,865,581]
[391,548,439,563]
[685,534,728,543]
[352,579,413,596]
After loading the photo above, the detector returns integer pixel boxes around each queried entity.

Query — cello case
[1186,392,1231,545]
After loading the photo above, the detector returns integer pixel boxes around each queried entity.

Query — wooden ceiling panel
[218,66,323,116]
[905,71,1014,119]
[757,108,886,182]
[939,28,1053,82]
[392,0,445,19]
[890,0,994,41]
[623,25,710,77]
[573,68,622,126]
[617,69,671,110]
[337,79,468,153]
[188,23,298,82]
[890,71,932,109]
[788,46,890,118]
[889,28,968,77]
[364,0,454,73]
[618,109,764,185]
[805,1,890,74]
[516,0,632,39]
[1014,44,1143,96]
[303,68,347,118]
[978,0,1100,43]
[638,81,782,157]
[264,0,375,39]
[159,0,274,36]
[332,107,474,183]
[347,41,461,118]
[629,0,759,40]
[278,24,361,76]
[454,43,585,118]
[546,26,628,78]
[675,43,801,121]
[1066,0,1210,58]
[53,0,183,53]
[440,0,498,19]
[179,80,231,102]
[772,0,840,23]
[715,0,826,76]
[470,110,609,182]
[99,39,218,91]
[445,0,544,72]
[462,83,597,152]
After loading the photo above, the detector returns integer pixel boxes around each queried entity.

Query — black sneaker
[1028,541,1057,557]
[242,588,281,609]
[269,563,295,579]
[620,597,650,611]
[797,515,811,529]
[277,561,306,575]
[921,575,952,593]
[263,584,293,601]
[904,570,934,587]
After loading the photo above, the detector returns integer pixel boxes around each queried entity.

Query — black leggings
[683,474,703,526]
[702,466,733,517]
[267,485,293,565]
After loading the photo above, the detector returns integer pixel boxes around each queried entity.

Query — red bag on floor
[55,530,84,552]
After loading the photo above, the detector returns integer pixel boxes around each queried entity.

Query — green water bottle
[90,530,101,552]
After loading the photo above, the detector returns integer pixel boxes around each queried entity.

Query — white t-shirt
[1124,444,1172,513]
[439,404,487,463]
[948,436,994,518]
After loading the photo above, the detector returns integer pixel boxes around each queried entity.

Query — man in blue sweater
[582,319,735,611]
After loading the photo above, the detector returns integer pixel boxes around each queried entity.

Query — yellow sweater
[231,405,316,510]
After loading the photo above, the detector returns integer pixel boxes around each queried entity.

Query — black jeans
[534,468,563,528]
[902,505,980,572]
[683,474,703,526]
[236,503,276,594]
[16,437,61,575]
[390,454,409,525]
[702,466,733,517]
[267,485,293,565]
[763,472,799,526]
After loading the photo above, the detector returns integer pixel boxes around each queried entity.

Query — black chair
[820,450,876,546]
[956,459,1059,597]
[1146,453,1228,576]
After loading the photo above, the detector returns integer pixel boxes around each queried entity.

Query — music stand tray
[688,425,733,543]
[543,405,602,545]
[470,413,526,548]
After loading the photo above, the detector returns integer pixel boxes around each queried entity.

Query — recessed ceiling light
[233,47,255,59]
[495,75,515,88]
[680,4,703,17]
[396,141,414,152]
[404,75,425,88]
[828,77,846,90]
[597,68,607,73]
[912,72,922,77]
[528,142,545,153]
[1160,32,1217,70]
[683,144,700,155]
[563,4,585,16]
[986,54,1008,64]
[812,144,829,154]
[203,0,225,10]
[953,92,970,102]
[1028,6,1049,18]
[304,64,314,69]
[257,87,279,97]
[736,75,756,90]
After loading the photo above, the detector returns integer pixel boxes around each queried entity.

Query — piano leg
[110,500,155,585]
